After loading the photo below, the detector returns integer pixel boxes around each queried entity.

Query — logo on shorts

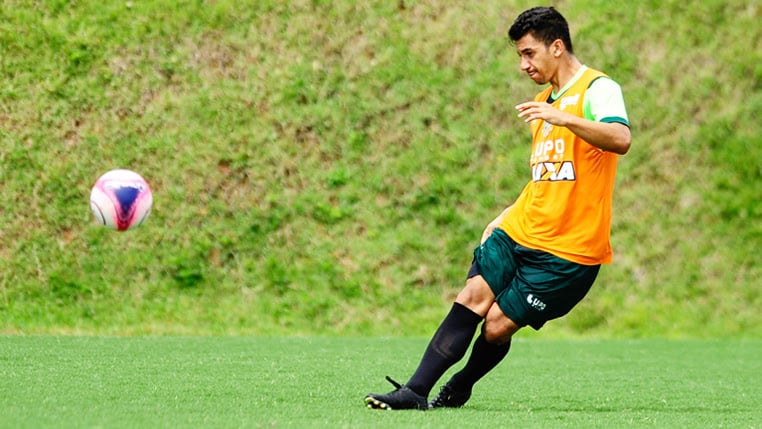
[526,294,547,311]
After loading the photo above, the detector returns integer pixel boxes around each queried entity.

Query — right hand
[481,205,513,244]
[481,222,498,244]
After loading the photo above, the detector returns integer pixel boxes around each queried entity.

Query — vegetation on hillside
[1,0,760,337]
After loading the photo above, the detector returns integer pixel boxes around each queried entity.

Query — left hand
[515,101,571,126]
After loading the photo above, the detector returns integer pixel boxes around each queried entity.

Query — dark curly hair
[508,7,573,54]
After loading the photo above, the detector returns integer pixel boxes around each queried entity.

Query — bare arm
[515,101,631,154]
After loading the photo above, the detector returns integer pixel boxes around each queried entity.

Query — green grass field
[1,337,760,428]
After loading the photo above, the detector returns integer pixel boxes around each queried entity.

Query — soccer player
[364,6,631,410]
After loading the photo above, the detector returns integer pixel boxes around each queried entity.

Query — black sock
[406,303,482,397]
[449,331,511,390]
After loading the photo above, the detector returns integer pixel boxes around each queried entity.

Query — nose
[520,57,531,72]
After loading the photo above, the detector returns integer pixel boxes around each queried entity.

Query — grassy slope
[0,0,760,337]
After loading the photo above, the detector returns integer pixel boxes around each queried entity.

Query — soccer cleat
[428,382,472,409]
[364,376,427,410]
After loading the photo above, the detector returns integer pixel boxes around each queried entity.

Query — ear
[551,39,565,57]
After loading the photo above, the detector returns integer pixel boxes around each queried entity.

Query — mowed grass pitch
[1,337,760,429]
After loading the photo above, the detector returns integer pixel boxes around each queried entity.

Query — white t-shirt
[551,65,629,126]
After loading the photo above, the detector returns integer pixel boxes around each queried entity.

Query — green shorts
[469,228,600,330]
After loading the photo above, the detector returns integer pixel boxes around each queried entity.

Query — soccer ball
[90,169,153,231]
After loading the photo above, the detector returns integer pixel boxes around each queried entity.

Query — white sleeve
[585,77,629,126]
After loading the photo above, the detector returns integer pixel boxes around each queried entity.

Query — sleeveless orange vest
[499,68,618,265]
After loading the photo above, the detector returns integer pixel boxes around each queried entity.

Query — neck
[550,55,582,93]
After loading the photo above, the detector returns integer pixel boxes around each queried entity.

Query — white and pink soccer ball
[90,169,152,231]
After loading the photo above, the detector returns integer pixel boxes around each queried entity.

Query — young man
[364,6,631,410]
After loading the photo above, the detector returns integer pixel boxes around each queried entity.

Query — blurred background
[1,0,760,337]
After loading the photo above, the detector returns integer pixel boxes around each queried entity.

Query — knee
[455,276,495,317]
[482,323,511,345]
[482,306,520,345]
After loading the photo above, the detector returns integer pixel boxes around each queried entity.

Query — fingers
[514,101,535,113]
[515,103,537,122]
[515,101,557,124]
[515,101,544,109]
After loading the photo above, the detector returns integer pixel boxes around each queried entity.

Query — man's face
[515,32,557,85]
